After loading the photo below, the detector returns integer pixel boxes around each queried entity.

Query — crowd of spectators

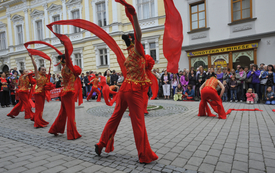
[1,63,275,108]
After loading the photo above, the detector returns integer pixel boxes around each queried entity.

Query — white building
[175,0,275,71]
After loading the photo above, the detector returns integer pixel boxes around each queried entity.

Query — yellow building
[0,0,167,75]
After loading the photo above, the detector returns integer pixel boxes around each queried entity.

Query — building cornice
[182,31,275,51]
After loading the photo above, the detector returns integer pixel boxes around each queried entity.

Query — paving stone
[22,166,47,173]
[62,165,85,173]
[41,166,67,173]
[232,161,248,172]
[249,160,265,171]
[216,162,232,173]
[187,157,203,167]
[203,156,218,165]
[25,160,49,169]
[219,154,234,163]
[171,157,187,167]
[198,163,215,173]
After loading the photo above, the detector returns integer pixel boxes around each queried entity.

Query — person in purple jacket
[180,71,189,92]
[216,67,223,83]
[247,64,261,102]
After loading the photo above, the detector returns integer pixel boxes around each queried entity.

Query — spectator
[80,73,86,98]
[235,65,241,73]
[174,84,183,101]
[12,67,18,75]
[196,66,206,98]
[180,71,189,91]
[9,77,17,105]
[183,85,195,100]
[105,70,111,86]
[188,70,196,93]
[231,68,236,77]
[247,64,261,102]
[229,75,238,102]
[117,72,124,87]
[56,77,62,88]
[262,65,275,92]
[50,74,56,84]
[265,86,275,105]
[259,63,265,71]
[111,70,118,85]
[246,88,256,104]
[259,65,268,101]
[171,73,179,96]
[216,67,223,83]
[84,72,91,96]
[56,74,60,83]
[222,80,229,102]
[152,69,161,99]
[0,72,10,108]
[223,68,231,84]
[236,67,246,102]
[161,70,171,99]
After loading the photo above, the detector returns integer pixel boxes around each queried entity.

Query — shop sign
[187,43,258,57]
[214,59,227,68]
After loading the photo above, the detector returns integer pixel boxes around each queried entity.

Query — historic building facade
[176,0,275,71]
[0,0,167,74]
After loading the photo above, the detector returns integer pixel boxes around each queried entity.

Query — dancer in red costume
[87,74,101,102]
[7,70,34,119]
[29,54,54,128]
[95,4,158,163]
[198,74,227,119]
[48,45,82,140]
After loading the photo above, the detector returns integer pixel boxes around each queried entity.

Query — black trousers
[0,91,10,106]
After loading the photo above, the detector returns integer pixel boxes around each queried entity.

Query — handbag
[246,75,252,83]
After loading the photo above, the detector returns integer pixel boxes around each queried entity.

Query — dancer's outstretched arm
[29,54,38,80]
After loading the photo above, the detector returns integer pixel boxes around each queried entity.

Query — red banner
[16,88,63,101]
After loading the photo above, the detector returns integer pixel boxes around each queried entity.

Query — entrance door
[233,56,253,69]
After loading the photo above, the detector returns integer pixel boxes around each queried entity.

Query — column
[229,52,233,69]
[208,54,211,68]
[254,48,257,65]
[84,0,91,37]
[23,9,30,42]
[61,0,67,34]
[112,0,118,32]
[43,3,49,39]
[6,14,13,51]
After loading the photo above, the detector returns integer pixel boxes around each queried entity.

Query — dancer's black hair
[122,33,135,47]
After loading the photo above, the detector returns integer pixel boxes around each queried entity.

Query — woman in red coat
[29,54,53,128]
[198,74,227,119]
[95,7,158,163]
[7,70,34,119]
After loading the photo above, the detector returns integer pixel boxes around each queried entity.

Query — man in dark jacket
[111,70,118,85]
[84,72,90,96]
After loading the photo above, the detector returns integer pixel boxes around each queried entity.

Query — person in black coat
[189,70,196,94]
[111,70,118,85]
[196,67,206,98]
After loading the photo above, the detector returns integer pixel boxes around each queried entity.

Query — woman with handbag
[0,72,10,108]
[262,65,275,94]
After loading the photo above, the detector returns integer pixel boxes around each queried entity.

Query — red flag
[163,0,183,73]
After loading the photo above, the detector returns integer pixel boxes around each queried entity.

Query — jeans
[238,85,244,101]
[266,100,275,105]
[222,94,228,102]
[85,85,91,96]
[230,89,237,100]
[249,83,260,101]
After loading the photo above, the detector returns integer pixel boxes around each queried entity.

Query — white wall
[257,36,275,65]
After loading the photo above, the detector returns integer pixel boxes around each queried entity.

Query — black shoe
[95,144,102,156]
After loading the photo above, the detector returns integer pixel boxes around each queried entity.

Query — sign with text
[187,43,258,57]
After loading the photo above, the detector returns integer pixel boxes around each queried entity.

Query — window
[0,32,6,50]
[137,0,155,20]
[74,53,82,68]
[96,3,106,27]
[39,59,44,67]
[36,20,43,40]
[149,43,156,61]
[17,25,23,44]
[190,1,206,30]
[20,62,25,70]
[53,15,61,34]
[99,49,108,66]
[72,10,80,33]
[55,57,62,71]
[232,0,252,21]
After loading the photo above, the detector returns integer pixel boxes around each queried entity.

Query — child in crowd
[246,88,256,104]
[230,75,238,102]
[265,86,275,105]
[222,80,228,102]
[174,84,183,101]
[183,85,195,100]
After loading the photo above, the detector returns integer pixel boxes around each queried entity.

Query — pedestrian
[222,80,228,102]
[161,70,171,99]
[229,75,238,102]
[0,72,10,108]
[235,67,246,102]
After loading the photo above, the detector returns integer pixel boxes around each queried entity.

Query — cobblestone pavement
[0,99,275,173]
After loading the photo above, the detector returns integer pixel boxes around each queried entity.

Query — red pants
[7,92,33,119]
[87,86,101,102]
[48,92,81,140]
[33,94,49,128]
[182,95,194,100]
[97,90,158,163]
[198,87,226,119]
[143,87,149,114]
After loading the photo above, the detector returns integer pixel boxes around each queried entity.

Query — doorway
[233,56,253,69]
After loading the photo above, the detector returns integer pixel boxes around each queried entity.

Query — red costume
[33,73,53,128]
[198,77,226,119]
[48,64,82,140]
[96,44,158,163]
[7,75,34,119]
[87,77,101,102]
